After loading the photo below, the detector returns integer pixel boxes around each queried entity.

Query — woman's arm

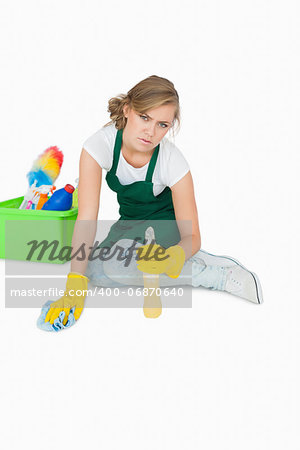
[70,149,102,275]
[171,170,201,260]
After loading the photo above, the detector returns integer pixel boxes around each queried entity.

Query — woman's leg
[85,252,126,288]
[88,239,263,304]
[100,239,193,287]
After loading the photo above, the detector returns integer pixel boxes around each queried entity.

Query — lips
[139,138,151,144]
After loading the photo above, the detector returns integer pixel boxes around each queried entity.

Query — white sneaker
[194,249,263,304]
[224,265,263,304]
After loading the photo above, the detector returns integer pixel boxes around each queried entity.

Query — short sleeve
[166,143,190,187]
[82,128,113,171]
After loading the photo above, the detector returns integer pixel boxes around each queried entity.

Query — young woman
[39,75,263,330]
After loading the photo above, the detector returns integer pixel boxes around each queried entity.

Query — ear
[123,103,130,118]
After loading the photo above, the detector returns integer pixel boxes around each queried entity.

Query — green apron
[98,128,181,249]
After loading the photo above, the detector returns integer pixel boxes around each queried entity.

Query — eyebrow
[142,113,171,124]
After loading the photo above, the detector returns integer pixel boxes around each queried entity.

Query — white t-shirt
[82,123,190,196]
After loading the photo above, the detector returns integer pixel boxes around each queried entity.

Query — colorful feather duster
[27,146,64,187]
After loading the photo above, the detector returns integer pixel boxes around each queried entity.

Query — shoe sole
[198,249,263,304]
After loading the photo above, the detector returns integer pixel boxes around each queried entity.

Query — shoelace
[228,270,242,287]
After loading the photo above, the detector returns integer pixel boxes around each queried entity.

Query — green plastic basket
[0,196,78,264]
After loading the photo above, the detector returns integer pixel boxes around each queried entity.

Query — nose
[144,123,155,138]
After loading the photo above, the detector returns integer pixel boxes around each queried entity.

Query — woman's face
[123,103,176,153]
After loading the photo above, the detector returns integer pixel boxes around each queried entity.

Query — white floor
[0,256,298,450]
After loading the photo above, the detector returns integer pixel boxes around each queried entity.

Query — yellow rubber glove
[136,244,186,278]
[45,272,89,325]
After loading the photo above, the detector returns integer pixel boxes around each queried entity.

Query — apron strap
[110,128,123,175]
[145,144,159,182]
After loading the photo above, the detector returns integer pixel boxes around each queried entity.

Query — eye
[140,115,168,128]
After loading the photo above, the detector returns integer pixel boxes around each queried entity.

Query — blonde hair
[103,75,180,138]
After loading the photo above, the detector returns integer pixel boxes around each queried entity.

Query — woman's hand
[45,272,89,325]
[135,244,186,278]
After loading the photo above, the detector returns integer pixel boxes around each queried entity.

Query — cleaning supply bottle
[19,180,38,209]
[36,193,49,210]
[35,185,54,210]
[72,177,79,208]
[42,184,74,211]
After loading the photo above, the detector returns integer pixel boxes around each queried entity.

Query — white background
[0,0,299,449]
